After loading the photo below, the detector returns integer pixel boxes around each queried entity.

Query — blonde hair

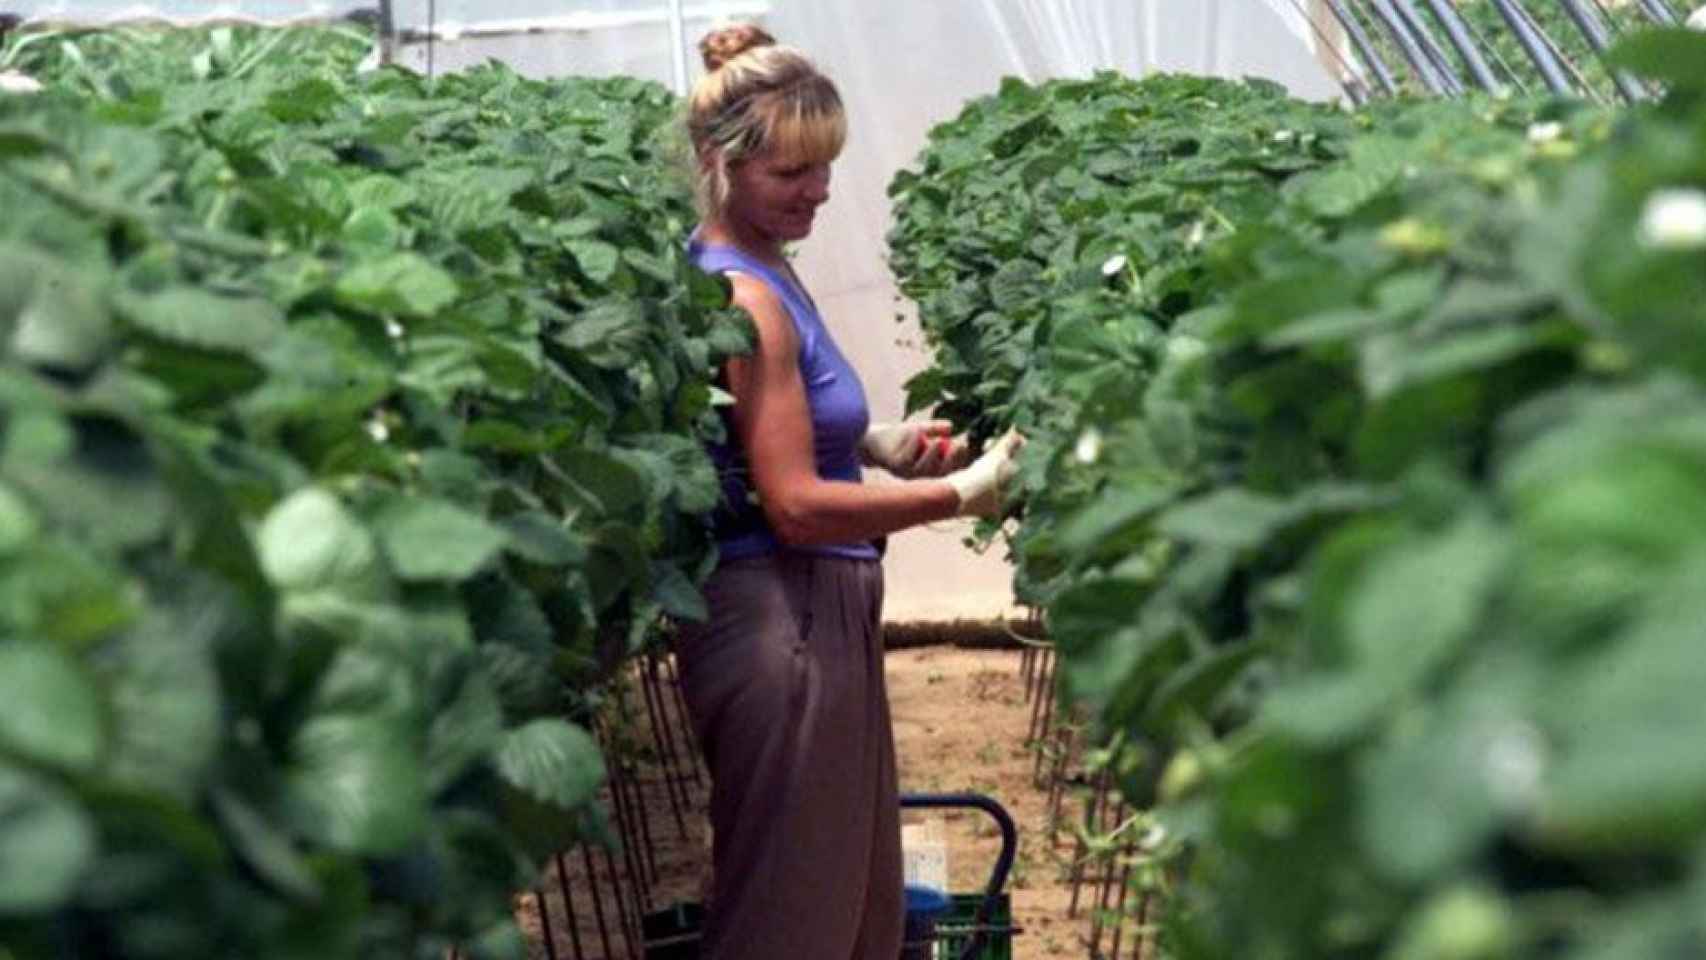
[686,24,847,220]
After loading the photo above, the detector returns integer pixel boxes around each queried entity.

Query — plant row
[0,26,745,960]
[889,32,1706,959]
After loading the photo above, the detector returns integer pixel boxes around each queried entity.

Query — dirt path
[887,646,1085,959]
[521,646,1116,959]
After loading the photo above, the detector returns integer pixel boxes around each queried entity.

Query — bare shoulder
[726,272,798,354]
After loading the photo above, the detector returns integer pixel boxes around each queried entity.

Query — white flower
[1637,187,1706,250]
[365,416,390,443]
[1166,335,1208,364]
[1074,427,1103,465]
[1526,122,1563,145]
[1100,254,1128,277]
[1140,824,1168,850]
[1186,220,1207,249]
[1480,722,1546,811]
[1271,129,1294,143]
[385,318,406,340]
[0,71,43,95]
[1687,4,1706,30]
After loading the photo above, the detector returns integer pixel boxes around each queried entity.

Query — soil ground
[520,645,1151,960]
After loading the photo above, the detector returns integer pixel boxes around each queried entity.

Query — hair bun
[699,23,777,72]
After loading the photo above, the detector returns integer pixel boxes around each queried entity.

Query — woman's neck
[698,219,788,271]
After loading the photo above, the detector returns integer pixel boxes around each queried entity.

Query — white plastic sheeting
[5,1,370,22]
[4,0,1346,620]
[738,3,1344,620]
[385,2,1343,621]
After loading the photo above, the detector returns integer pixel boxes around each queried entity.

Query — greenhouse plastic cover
[3,0,1345,620]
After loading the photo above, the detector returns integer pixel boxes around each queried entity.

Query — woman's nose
[805,169,831,203]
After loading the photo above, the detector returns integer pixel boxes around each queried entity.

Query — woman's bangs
[766,85,846,166]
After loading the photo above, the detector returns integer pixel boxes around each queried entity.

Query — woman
[673,23,1025,960]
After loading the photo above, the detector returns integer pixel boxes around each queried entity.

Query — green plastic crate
[928,891,1015,960]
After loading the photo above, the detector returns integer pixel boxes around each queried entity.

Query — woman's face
[723,146,833,246]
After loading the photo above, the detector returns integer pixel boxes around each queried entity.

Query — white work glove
[943,430,1026,518]
[859,420,971,479]
[0,71,43,95]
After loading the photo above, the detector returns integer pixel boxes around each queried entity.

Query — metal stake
[1488,0,1576,93]
[1391,0,1469,93]
[1327,0,1401,96]
[1420,0,1506,92]
[1364,0,1453,94]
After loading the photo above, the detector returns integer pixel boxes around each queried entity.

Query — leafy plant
[891,28,1706,959]
[0,25,746,959]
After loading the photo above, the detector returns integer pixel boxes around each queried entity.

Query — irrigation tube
[1636,0,1680,23]
[1488,0,1575,94]
[1326,0,1399,96]
[1390,0,1469,94]
[1421,0,1505,93]
[1553,0,1648,102]
[1365,0,1452,94]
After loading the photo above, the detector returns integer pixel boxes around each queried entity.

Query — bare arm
[723,273,959,547]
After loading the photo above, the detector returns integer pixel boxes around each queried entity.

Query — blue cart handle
[899,792,1018,960]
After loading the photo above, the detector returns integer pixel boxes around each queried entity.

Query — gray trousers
[673,552,903,960]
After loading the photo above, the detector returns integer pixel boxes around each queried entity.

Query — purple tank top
[689,239,879,563]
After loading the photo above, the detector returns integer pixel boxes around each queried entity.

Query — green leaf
[567,239,621,284]
[99,600,224,801]
[1155,488,1293,550]
[121,287,285,354]
[555,301,646,366]
[1345,514,1505,687]
[425,663,505,795]
[1606,28,1706,89]
[494,719,605,812]
[257,488,384,595]
[1358,720,1501,882]
[0,483,40,556]
[1,252,113,373]
[346,174,418,211]
[335,253,460,319]
[0,764,94,912]
[211,787,321,902]
[1539,559,1706,848]
[287,713,426,855]
[372,496,509,581]
[500,511,586,566]
[650,564,707,622]
[0,642,103,773]
[341,207,403,255]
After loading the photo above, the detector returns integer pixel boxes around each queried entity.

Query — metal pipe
[666,0,688,96]
[394,2,768,44]
[1327,0,1399,96]
[1421,0,1505,93]
[1487,0,1575,94]
[1391,0,1468,94]
[1554,0,1647,103]
[376,0,395,65]
[1637,0,1680,23]
[1516,0,1608,103]
[1365,0,1452,95]
[1455,0,1533,93]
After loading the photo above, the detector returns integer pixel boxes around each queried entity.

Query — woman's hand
[943,430,1026,518]
[859,420,972,478]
